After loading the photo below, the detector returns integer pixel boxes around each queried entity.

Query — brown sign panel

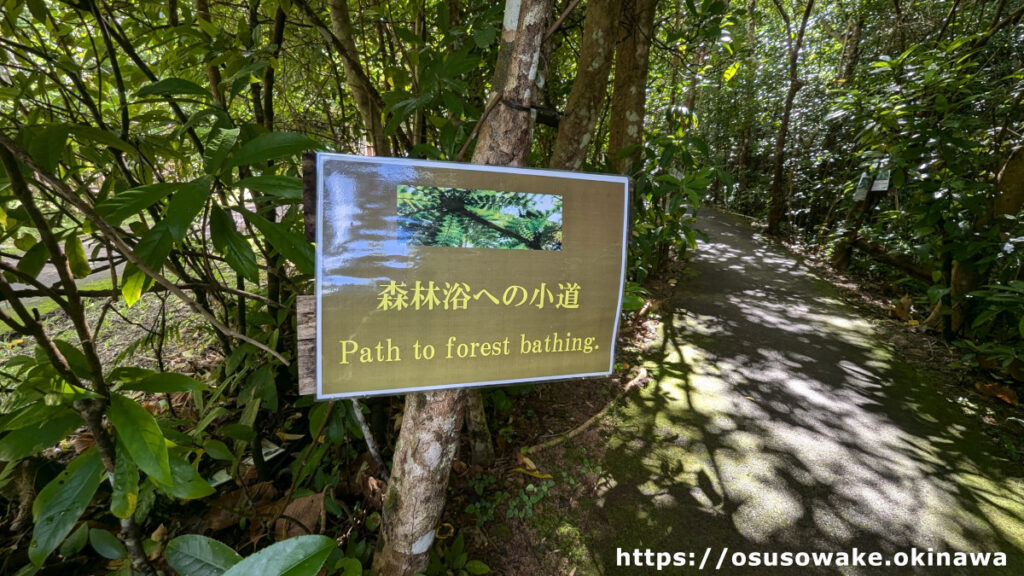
[315,154,629,398]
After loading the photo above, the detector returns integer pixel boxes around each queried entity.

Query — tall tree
[550,0,622,170]
[766,0,815,236]
[371,1,552,574]
[607,0,659,173]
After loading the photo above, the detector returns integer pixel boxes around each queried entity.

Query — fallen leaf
[273,492,324,539]
[975,382,1019,406]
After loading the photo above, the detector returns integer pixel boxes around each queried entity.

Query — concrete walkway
[564,209,1024,575]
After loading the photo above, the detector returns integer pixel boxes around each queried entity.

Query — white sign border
[315,153,631,399]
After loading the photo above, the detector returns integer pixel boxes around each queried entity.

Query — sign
[853,172,871,202]
[314,154,630,398]
[871,168,891,192]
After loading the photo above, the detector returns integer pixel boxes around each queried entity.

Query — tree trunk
[950,147,1024,333]
[473,0,552,167]
[607,0,658,174]
[371,390,465,575]
[464,388,495,466]
[550,0,621,170]
[766,0,815,236]
[330,0,390,156]
[735,0,757,195]
[372,2,552,574]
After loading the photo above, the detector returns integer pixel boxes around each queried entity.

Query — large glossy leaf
[121,177,211,305]
[0,409,81,462]
[240,209,314,275]
[110,439,139,519]
[120,372,210,394]
[153,454,214,500]
[16,242,49,280]
[204,127,240,176]
[26,124,70,173]
[221,535,335,576]
[235,175,303,200]
[95,182,179,226]
[136,78,213,100]
[107,394,172,485]
[29,448,105,566]
[227,132,318,168]
[89,528,126,560]
[65,236,91,278]
[211,205,259,282]
[166,534,242,576]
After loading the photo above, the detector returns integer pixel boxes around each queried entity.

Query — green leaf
[465,560,491,574]
[203,439,235,461]
[121,177,211,305]
[14,234,37,251]
[107,394,172,485]
[166,534,243,576]
[211,205,259,282]
[27,125,70,173]
[0,410,81,462]
[95,182,178,226]
[723,61,741,82]
[204,127,240,176]
[29,448,105,566]
[121,372,210,394]
[153,454,215,500]
[53,339,92,379]
[235,175,303,200]
[27,0,48,22]
[69,126,134,153]
[59,523,89,558]
[136,78,213,100]
[65,236,91,278]
[335,558,362,575]
[221,535,335,576]
[240,209,314,275]
[89,529,126,560]
[227,132,319,168]
[110,439,139,519]
[17,242,49,280]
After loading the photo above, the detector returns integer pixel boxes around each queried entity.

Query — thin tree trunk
[464,388,495,466]
[766,0,815,236]
[371,2,552,574]
[735,0,757,195]
[329,0,390,156]
[549,0,621,170]
[607,0,658,174]
[371,391,465,575]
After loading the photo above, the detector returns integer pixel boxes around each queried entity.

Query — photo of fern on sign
[397,185,563,251]
[315,154,629,398]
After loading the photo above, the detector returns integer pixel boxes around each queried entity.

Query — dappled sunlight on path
[575,209,1024,575]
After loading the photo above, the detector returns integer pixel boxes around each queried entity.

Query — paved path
[567,209,1024,575]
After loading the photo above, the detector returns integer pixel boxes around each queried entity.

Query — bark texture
[549,0,621,170]
[370,391,465,576]
[329,0,390,156]
[474,0,553,166]
[465,388,495,466]
[607,0,658,174]
[766,0,815,236]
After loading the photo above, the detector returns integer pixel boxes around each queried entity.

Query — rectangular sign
[870,168,890,192]
[315,154,630,398]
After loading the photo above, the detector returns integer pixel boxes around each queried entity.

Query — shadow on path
[567,209,1024,575]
